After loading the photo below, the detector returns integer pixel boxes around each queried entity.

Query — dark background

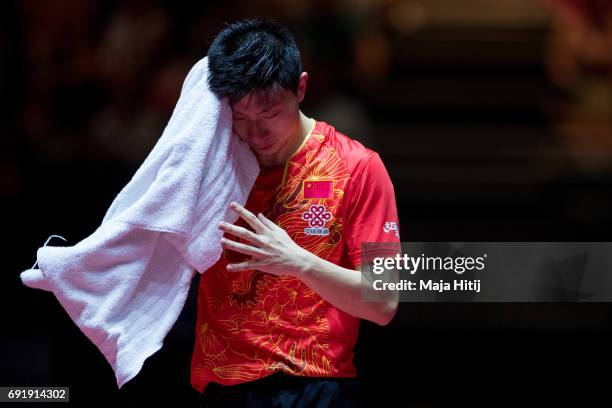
[1,0,611,406]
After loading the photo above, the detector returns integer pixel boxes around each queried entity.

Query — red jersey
[191,119,401,393]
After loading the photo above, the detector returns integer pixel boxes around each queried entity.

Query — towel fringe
[30,234,68,269]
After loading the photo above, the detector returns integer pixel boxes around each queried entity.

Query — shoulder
[316,120,379,177]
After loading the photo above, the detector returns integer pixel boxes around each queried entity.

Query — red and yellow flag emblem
[303,180,333,199]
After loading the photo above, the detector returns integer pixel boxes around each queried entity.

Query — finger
[226,260,262,272]
[219,222,266,246]
[257,212,280,231]
[220,237,267,258]
[230,202,267,233]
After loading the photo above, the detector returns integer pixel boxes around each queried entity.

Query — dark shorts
[201,372,364,408]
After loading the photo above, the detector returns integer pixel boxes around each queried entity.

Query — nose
[245,120,268,144]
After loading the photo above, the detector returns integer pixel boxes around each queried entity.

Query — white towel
[19,56,260,388]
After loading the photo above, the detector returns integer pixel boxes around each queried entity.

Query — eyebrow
[233,101,282,115]
[261,103,282,113]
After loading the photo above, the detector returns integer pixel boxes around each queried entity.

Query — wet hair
[207,18,302,104]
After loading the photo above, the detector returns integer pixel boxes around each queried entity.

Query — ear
[297,72,308,103]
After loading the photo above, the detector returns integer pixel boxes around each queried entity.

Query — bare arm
[219,201,399,326]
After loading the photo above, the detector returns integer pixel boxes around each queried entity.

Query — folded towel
[19,56,260,388]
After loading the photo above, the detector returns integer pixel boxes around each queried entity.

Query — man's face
[230,73,307,159]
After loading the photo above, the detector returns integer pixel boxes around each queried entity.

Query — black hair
[207,18,302,104]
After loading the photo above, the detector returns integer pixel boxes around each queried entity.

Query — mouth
[255,142,274,151]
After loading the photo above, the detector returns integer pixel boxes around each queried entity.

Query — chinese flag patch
[303,180,333,199]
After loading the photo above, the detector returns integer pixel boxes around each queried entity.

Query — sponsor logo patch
[302,204,332,236]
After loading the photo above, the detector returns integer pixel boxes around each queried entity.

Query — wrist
[295,247,319,278]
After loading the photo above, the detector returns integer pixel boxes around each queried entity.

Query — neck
[259,111,313,167]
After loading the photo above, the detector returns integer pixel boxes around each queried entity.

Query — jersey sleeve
[343,152,402,269]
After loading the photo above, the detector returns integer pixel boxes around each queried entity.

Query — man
[191,18,401,407]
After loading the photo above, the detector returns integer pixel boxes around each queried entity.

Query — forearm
[297,253,398,326]
[218,203,398,325]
